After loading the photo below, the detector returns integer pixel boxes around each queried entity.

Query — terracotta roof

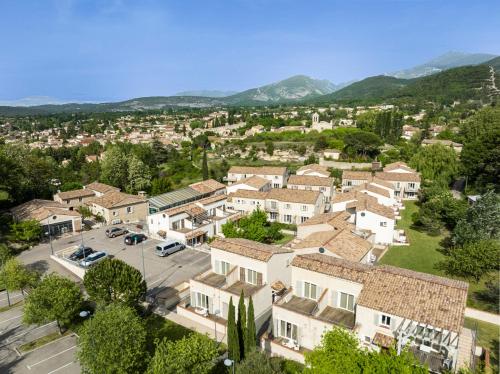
[422,139,463,147]
[267,188,321,204]
[369,177,395,190]
[228,190,268,201]
[331,191,378,205]
[297,164,330,176]
[196,194,227,206]
[292,229,372,262]
[233,175,270,189]
[373,332,395,348]
[11,199,81,221]
[375,171,421,183]
[211,238,292,262]
[288,175,333,187]
[165,203,206,217]
[56,189,95,200]
[352,183,391,198]
[342,170,372,181]
[351,198,395,220]
[291,254,370,283]
[357,266,468,333]
[189,179,226,194]
[298,211,353,230]
[229,166,287,176]
[88,191,146,209]
[85,182,120,194]
[382,161,413,172]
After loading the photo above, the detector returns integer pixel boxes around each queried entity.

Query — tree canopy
[410,144,459,187]
[222,208,283,243]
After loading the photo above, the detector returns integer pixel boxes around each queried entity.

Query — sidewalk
[465,308,500,325]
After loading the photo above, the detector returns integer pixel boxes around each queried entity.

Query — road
[465,307,500,326]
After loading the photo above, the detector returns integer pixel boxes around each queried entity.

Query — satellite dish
[319,247,325,253]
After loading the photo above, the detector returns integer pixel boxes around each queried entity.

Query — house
[188,179,226,195]
[286,175,335,206]
[84,181,120,197]
[311,113,334,132]
[227,166,289,188]
[422,139,463,153]
[53,189,97,209]
[11,199,82,236]
[265,254,471,372]
[296,164,330,178]
[401,125,420,140]
[323,149,341,160]
[176,238,294,341]
[296,211,353,239]
[147,194,240,245]
[87,191,148,224]
[351,182,396,207]
[376,162,421,200]
[226,176,271,194]
[341,171,372,192]
[227,189,325,225]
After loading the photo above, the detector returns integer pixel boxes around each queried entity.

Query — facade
[287,175,335,205]
[227,166,289,188]
[341,171,372,192]
[87,191,148,224]
[177,238,294,340]
[226,175,271,194]
[227,188,325,225]
[53,189,97,209]
[265,254,471,372]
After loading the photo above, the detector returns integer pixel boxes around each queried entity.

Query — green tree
[245,296,256,355]
[10,220,42,243]
[0,258,38,296]
[222,209,283,244]
[227,297,240,362]
[147,333,218,374]
[83,258,146,307]
[202,150,209,180]
[265,140,275,156]
[237,291,247,359]
[438,240,500,282]
[77,205,93,219]
[304,154,318,165]
[313,136,328,151]
[236,351,283,374]
[374,110,404,144]
[60,181,83,192]
[150,176,172,195]
[100,146,128,190]
[23,273,83,333]
[127,154,151,193]
[410,144,459,187]
[364,346,427,373]
[343,131,382,158]
[78,304,148,374]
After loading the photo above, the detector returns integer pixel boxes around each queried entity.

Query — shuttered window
[279,320,298,341]
[303,281,317,300]
[246,269,258,285]
[339,292,355,312]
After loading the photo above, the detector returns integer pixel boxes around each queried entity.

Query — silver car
[155,240,185,257]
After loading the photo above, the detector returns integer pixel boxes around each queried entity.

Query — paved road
[465,307,500,326]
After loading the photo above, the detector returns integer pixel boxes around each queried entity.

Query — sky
[0,0,499,103]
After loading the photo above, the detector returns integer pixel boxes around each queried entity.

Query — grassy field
[464,318,499,373]
[379,201,499,313]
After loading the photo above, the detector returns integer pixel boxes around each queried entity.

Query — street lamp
[46,215,57,255]
[224,359,235,374]
[213,309,220,343]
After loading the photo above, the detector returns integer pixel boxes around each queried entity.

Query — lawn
[464,317,499,373]
[274,233,295,245]
[379,201,498,313]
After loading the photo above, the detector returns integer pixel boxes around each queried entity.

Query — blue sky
[0,0,499,102]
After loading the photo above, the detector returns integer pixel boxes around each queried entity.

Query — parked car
[105,227,128,238]
[155,240,185,257]
[69,246,94,261]
[80,251,107,267]
[124,233,147,245]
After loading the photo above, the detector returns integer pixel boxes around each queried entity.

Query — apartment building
[227,166,289,188]
[296,164,330,178]
[264,254,471,373]
[226,175,271,194]
[341,171,372,192]
[147,194,240,245]
[287,175,335,205]
[227,189,325,225]
[177,238,294,340]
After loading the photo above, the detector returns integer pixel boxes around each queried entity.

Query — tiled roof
[375,171,421,182]
[421,139,463,147]
[164,203,206,217]
[357,265,468,333]
[382,161,413,172]
[298,211,353,230]
[297,164,330,176]
[189,179,226,194]
[85,182,120,194]
[56,189,95,200]
[342,170,372,180]
[229,166,287,176]
[369,177,395,190]
[234,175,270,189]
[228,190,268,201]
[349,198,395,220]
[288,175,333,187]
[196,194,227,206]
[211,238,292,262]
[291,254,370,283]
[331,191,378,205]
[88,191,146,209]
[352,183,391,198]
[11,199,81,221]
[267,188,321,204]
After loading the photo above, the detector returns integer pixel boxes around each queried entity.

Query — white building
[264,254,471,373]
[311,113,334,132]
[226,175,271,194]
[227,166,289,188]
[287,175,335,206]
[177,238,294,340]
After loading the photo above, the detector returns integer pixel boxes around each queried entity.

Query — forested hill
[313,62,498,105]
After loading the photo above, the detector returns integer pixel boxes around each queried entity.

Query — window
[300,216,308,223]
[241,199,246,204]
[364,336,371,343]
[301,205,308,212]
[113,211,118,216]
[269,212,278,220]
[408,183,415,189]
[285,203,291,209]
[380,314,391,327]
[126,206,133,214]
[303,281,317,300]
[347,181,352,186]
[380,222,387,227]
[273,183,280,188]
[79,197,83,202]
[396,182,401,189]
[284,214,292,223]
[339,292,355,311]
[194,292,209,309]
[270,201,277,209]
[220,261,230,275]
[319,187,325,192]
[246,269,258,285]
[279,320,298,342]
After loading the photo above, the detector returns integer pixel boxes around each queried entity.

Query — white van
[155,240,185,257]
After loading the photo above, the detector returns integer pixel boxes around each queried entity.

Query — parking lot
[0,298,79,374]
[18,225,211,296]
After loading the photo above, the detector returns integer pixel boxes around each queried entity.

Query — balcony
[193,268,265,297]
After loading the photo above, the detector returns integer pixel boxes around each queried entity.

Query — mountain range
[0,51,498,115]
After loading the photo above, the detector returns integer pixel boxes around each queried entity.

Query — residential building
[177,238,294,340]
[11,199,82,235]
[226,175,271,194]
[53,189,97,209]
[227,166,289,188]
[341,171,372,192]
[264,254,471,373]
[287,175,335,206]
[87,191,148,224]
[296,164,330,178]
[84,181,120,197]
[227,189,325,225]
[401,125,420,140]
[188,179,226,195]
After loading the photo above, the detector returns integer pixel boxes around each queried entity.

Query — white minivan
[155,240,185,257]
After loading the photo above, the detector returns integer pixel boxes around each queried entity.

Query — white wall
[355,210,394,245]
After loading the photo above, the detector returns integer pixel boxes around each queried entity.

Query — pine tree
[245,296,256,355]
[227,297,240,362]
[202,150,209,180]
[237,291,247,359]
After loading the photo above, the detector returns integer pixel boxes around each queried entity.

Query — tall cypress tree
[245,296,256,355]
[237,291,247,359]
[227,297,240,362]
[202,150,209,180]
